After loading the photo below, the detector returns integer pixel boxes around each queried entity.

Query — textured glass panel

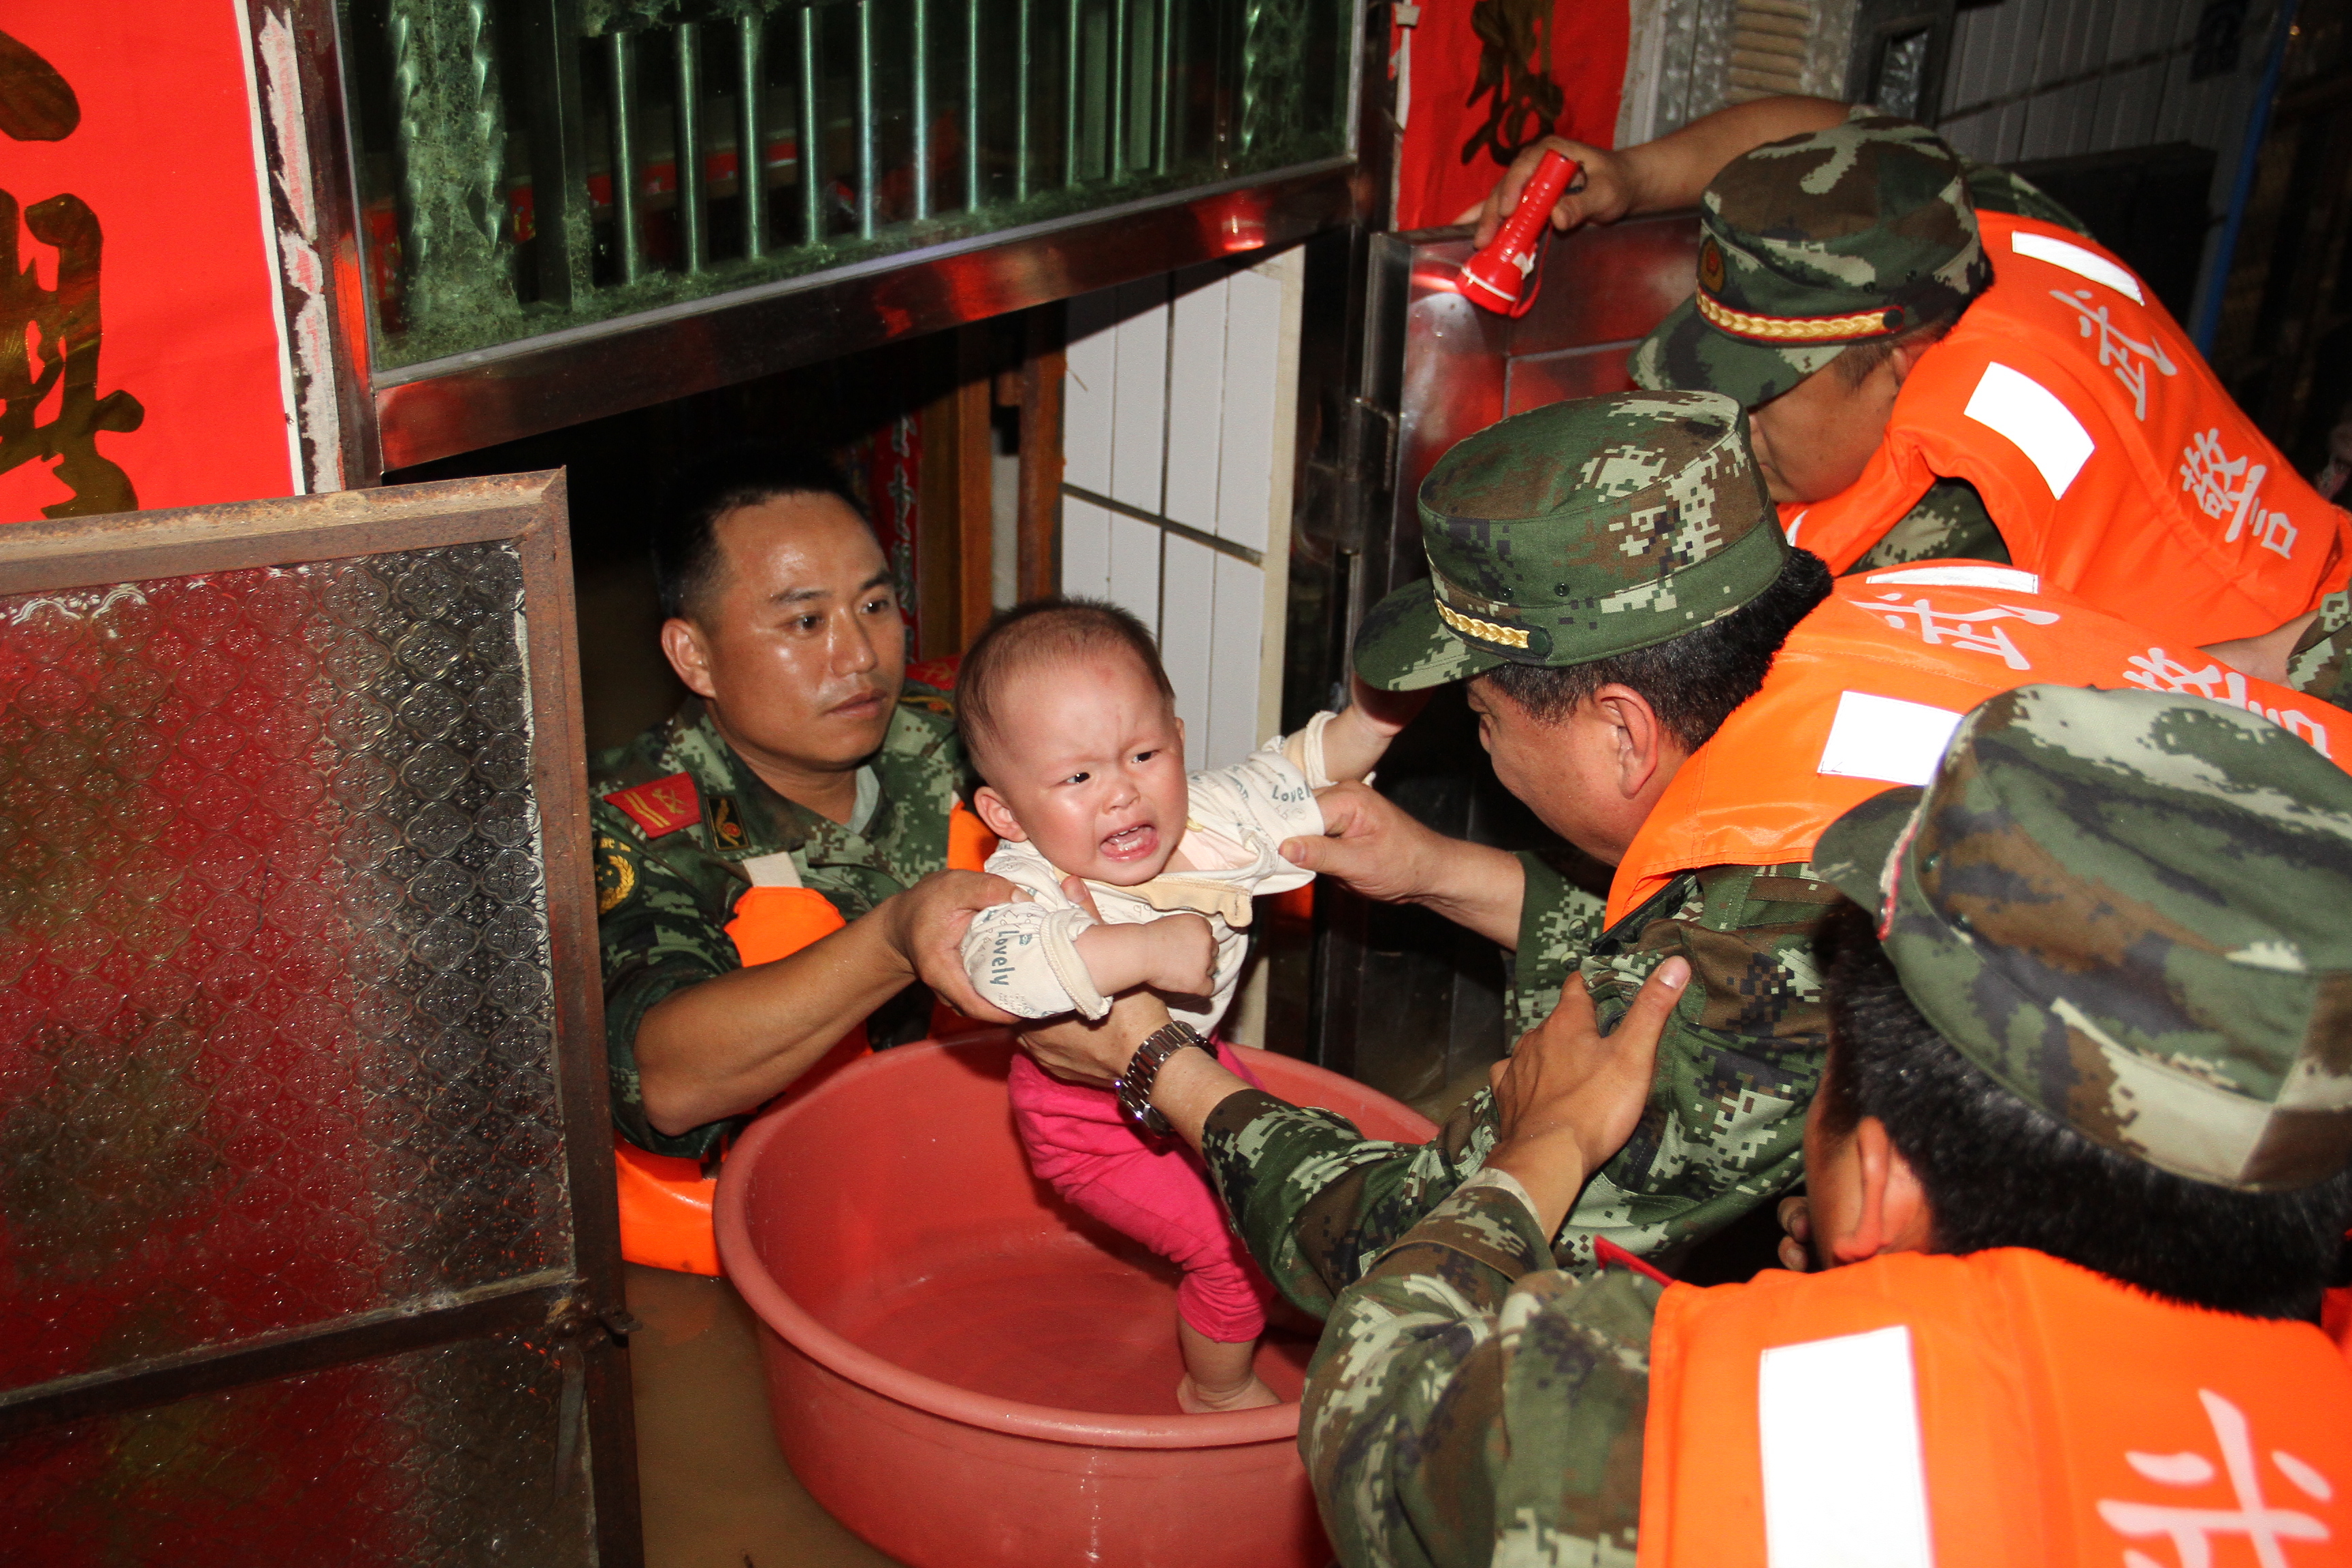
[0,544,570,1390]
[0,1330,593,1567]
[341,0,1358,365]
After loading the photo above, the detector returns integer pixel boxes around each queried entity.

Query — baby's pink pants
[1007,1041,1279,1343]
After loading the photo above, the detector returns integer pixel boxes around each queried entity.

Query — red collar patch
[604,772,701,837]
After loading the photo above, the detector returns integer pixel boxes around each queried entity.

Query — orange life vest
[1605,562,2352,927]
[614,802,998,1276]
[1637,1248,2352,1566]
[1779,213,2352,649]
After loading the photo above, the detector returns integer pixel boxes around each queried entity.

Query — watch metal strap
[1114,1021,1209,1136]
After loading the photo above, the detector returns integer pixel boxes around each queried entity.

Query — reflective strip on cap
[1818,691,1965,785]
[1435,598,1531,649]
[1759,1326,1937,1568]
[2010,230,2144,304]
[1963,362,2095,499]
[1865,565,2042,593]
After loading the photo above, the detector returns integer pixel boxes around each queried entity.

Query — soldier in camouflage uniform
[1292,683,2352,1565]
[1466,97,2090,567]
[1010,387,2344,1320]
[1626,111,2086,570]
[1190,390,1836,1296]
[1476,103,2352,674]
[592,451,1004,1157]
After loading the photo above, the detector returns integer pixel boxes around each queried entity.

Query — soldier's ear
[1591,683,1673,796]
[1886,336,1933,387]
[1835,1116,1935,1263]
[662,617,718,698]
[973,785,1028,843]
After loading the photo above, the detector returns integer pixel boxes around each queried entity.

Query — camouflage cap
[1631,116,1992,409]
[1353,391,1787,691]
[1814,685,2352,1191]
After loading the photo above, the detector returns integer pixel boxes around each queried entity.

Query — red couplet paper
[1392,0,1629,233]
[0,6,295,526]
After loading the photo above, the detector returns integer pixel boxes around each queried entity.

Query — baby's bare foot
[1177,1373,1281,1414]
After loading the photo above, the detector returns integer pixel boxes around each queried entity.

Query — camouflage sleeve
[1846,478,2012,570]
[1203,861,1835,1314]
[1961,161,2093,235]
[593,808,742,1158]
[1505,852,1610,1036]
[1194,852,1596,1318]
[1203,1088,1505,1318]
[1558,865,1836,1265]
[2289,589,2352,708]
[1302,1182,1659,1568]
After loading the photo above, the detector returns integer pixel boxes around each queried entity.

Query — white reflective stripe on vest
[1864,564,2042,593]
[1963,362,2096,499]
[1816,691,1966,786]
[1758,1325,1938,1568]
[2010,229,2145,303]
[741,851,803,887]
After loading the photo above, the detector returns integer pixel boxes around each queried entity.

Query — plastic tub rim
[714,1040,1427,1451]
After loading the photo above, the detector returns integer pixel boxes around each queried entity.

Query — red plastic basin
[715,1039,1436,1568]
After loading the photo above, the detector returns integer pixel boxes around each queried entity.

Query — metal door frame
[0,472,640,1566]
[1296,213,1704,1093]
[252,0,1378,480]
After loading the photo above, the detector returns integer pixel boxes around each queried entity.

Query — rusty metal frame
[0,472,640,1567]
[1301,212,1703,1091]
[269,1,1371,495]
[371,155,1369,472]
[244,0,385,492]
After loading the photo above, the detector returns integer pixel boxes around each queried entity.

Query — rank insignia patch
[595,836,638,913]
[604,772,700,837]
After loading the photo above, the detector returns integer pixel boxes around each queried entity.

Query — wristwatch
[1115,1021,1210,1136]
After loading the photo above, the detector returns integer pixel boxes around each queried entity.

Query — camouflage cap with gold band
[1353,390,1788,692]
[1631,115,1993,410]
[1813,685,2352,1192]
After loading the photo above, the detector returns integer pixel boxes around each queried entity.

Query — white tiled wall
[1058,250,1302,773]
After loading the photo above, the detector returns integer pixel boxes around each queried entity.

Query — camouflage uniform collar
[666,697,891,868]
[1814,684,2352,1192]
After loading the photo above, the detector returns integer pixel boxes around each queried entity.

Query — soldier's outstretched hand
[1280,782,1444,902]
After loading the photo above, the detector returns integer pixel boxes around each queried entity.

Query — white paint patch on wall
[1058,250,1303,776]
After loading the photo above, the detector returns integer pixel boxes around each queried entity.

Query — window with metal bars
[340,0,1357,371]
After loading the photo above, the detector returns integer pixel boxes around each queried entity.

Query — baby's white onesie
[960,712,1343,1030]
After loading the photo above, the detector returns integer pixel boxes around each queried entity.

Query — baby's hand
[1143,913,1217,1000]
[1071,915,1217,1003]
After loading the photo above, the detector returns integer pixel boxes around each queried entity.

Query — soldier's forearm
[1412,839,1526,948]
[632,912,916,1135]
[1621,95,1850,214]
[1149,1045,1254,1150]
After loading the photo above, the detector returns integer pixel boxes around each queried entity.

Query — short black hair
[1478,547,1833,751]
[1816,901,2352,1322]
[955,597,1174,777]
[1830,304,1963,389]
[652,446,868,620]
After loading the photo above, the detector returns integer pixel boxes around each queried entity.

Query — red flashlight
[1460,149,1580,318]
